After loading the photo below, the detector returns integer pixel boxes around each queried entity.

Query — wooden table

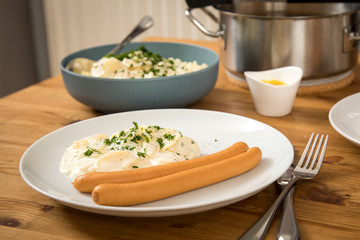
[1,37,360,240]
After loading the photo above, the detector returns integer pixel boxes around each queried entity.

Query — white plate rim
[329,92,360,147]
[19,109,293,217]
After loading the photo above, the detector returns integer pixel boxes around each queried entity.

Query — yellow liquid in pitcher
[261,79,287,86]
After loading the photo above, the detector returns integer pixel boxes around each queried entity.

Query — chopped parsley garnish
[130,134,143,143]
[150,67,160,75]
[142,133,150,143]
[152,125,161,130]
[104,138,112,146]
[145,128,153,135]
[105,46,164,65]
[84,147,101,157]
[164,133,175,140]
[137,151,146,158]
[132,165,139,169]
[132,121,139,130]
[104,135,119,146]
[157,137,165,149]
[111,135,119,142]
[122,146,135,151]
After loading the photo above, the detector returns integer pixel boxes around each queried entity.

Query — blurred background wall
[0,0,49,97]
[0,0,218,97]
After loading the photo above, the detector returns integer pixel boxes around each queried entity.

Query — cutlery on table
[238,132,329,240]
[277,159,301,240]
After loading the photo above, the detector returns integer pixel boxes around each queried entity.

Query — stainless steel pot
[185,1,360,84]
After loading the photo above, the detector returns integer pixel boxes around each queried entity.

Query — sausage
[92,147,262,206]
[73,141,249,192]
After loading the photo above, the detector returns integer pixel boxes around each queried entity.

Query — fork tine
[314,135,329,172]
[303,133,319,168]
[296,132,315,168]
[309,134,324,169]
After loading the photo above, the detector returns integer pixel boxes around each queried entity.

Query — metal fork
[238,133,329,240]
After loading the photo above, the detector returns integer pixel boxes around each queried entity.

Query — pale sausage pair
[73,142,262,206]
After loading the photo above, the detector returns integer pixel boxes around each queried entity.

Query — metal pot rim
[215,2,360,20]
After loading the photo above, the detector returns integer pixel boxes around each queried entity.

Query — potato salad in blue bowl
[60,42,219,113]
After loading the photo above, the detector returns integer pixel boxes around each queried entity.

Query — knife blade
[276,160,300,240]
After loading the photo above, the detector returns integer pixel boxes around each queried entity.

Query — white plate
[329,92,360,147]
[19,109,293,217]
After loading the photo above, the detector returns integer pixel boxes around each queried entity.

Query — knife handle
[277,187,301,240]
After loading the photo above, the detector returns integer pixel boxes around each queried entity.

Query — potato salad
[60,122,200,180]
[75,46,208,79]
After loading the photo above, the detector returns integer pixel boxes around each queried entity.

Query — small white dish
[329,92,360,147]
[245,66,303,117]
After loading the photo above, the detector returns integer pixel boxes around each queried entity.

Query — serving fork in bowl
[238,132,329,240]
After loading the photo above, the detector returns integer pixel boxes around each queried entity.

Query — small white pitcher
[245,66,303,117]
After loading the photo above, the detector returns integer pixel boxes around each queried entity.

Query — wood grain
[1,37,360,240]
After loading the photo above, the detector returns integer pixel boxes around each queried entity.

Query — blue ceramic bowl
[60,42,219,113]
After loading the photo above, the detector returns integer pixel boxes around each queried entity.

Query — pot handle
[185,8,224,38]
[348,31,360,41]
[343,26,360,52]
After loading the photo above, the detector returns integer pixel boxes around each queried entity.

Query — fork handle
[238,178,298,240]
[277,187,301,240]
